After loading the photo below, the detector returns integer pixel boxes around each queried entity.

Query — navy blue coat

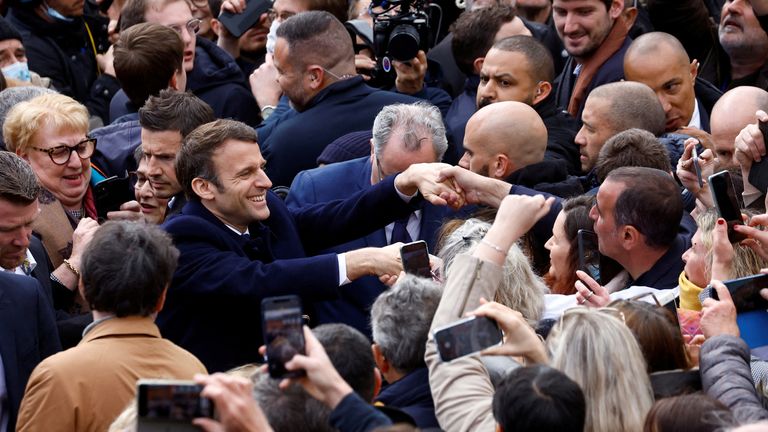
[374,368,438,429]
[257,76,418,187]
[158,176,417,372]
[0,273,61,432]
[286,157,451,336]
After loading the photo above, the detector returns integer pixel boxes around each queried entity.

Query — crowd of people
[3,0,768,430]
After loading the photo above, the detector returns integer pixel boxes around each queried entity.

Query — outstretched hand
[395,163,466,208]
[468,298,548,364]
[437,166,512,208]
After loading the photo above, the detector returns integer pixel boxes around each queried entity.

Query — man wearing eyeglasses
[113,0,259,126]
[286,102,451,336]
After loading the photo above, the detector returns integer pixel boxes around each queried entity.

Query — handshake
[393,163,515,210]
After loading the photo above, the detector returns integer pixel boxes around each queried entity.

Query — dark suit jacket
[286,157,450,336]
[257,76,419,187]
[0,273,61,431]
[159,175,417,372]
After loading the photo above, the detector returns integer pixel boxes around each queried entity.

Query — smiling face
[552,0,622,61]
[21,124,91,211]
[203,139,273,231]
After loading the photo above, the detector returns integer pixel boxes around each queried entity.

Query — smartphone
[218,0,271,38]
[261,295,306,379]
[400,240,431,278]
[649,369,702,399]
[748,120,768,193]
[94,175,134,220]
[577,229,601,283]
[137,380,214,431]
[699,274,768,312]
[708,170,747,243]
[692,145,703,188]
[433,316,503,362]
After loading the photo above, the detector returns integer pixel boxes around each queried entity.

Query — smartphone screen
[716,274,768,312]
[708,170,746,243]
[261,295,305,378]
[577,229,600,283]
[137,380,214,423]
[433,316,502,362]
[94,175,134,220]
[400,240,431,278]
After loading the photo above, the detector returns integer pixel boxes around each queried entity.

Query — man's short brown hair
[138,89,215,137]
[114,23,184,108]
[176,119,258,200]
[0,152,40,205]
[451,5,518,76]
[595,128,671,183]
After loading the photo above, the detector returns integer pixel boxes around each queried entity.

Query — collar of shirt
[224,224,250,237]
[8,249,37,276]
[687,98,702,130]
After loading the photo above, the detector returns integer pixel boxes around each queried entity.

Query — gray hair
[0,86,56,131]
[372,102,448,161]
[252,372,334,432]
[0,151,41,204]
[370,275,442,373]
[438,218,548,321]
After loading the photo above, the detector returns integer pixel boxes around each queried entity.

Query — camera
[348,0,432,88]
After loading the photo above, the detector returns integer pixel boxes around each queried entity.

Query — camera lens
[388,24,420,61]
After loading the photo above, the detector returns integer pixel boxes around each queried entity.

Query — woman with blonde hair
[548,307,655,432]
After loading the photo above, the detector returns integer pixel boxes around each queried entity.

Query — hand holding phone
[577,229,600,283]
[261,296,306,378]
[692,146,703,189]
[94,175,134,221]
[218,0,271,38]
[748,120,768,192]
[137,380,214,430]
[699,274,768,312]
[433,316,502,362]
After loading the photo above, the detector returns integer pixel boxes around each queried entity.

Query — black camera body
[373,6,430,65]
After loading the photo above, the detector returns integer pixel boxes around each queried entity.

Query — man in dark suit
[160,119,458,372]
[255,11,420,187]
[0,272,60,432]
[287,102,451,336]
[0,152,93,348]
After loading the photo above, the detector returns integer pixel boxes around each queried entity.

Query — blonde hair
[548,308,654,432]
[696,209,767,280]
[3,93,89,154]
[439,218,548,321]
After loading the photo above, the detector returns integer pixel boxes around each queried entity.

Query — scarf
[678,270,704,311]
[33,186,97,269]
[567,14,631,117]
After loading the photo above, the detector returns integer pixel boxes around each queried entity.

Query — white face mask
[266,19,280,54]
[2,61,31,82]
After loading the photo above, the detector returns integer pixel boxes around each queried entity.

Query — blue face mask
[266,19,279,54]
[45,3,74,22]
[2,62,31,82]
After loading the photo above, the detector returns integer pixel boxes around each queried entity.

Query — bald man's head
[624,32,698,132]
[711,86,768,169]
[459,101,547,179]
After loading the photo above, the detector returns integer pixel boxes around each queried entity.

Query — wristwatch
[261,105,276,120]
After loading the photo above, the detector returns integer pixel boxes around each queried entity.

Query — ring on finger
[585,291,594,302]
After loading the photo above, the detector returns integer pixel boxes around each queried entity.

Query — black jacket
[6,5,119,123]
[535,93,581,175]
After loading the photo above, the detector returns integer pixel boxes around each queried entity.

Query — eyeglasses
[267,8,295,22]
[169,18,201,35]
[31,137,96,165]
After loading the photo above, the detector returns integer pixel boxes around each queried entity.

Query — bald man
[711,86,768,169]
[624,32,722,133]
[459,101,547,180]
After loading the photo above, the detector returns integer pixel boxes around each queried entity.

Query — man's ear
[621,225,642,250]
[493,153,511,179]
[609,0,624,19]
[169,72,180,91]
[155,284,169,312]
[532,81,552,105]
[473,57,484,75]
[210,17,221,36]
[191,177,215,201]
[307,65,324,90]
[372,343,389,374]
[689,59,699,81]
[621,5,638,28]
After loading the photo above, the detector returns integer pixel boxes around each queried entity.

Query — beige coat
[425,254,503,432]
[16,316,207,432]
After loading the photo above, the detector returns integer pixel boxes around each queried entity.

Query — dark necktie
[390,215,412,244]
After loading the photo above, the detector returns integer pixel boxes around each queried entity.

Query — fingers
[761,287,768,301]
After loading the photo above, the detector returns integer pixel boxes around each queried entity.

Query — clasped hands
[394,163,468,209]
